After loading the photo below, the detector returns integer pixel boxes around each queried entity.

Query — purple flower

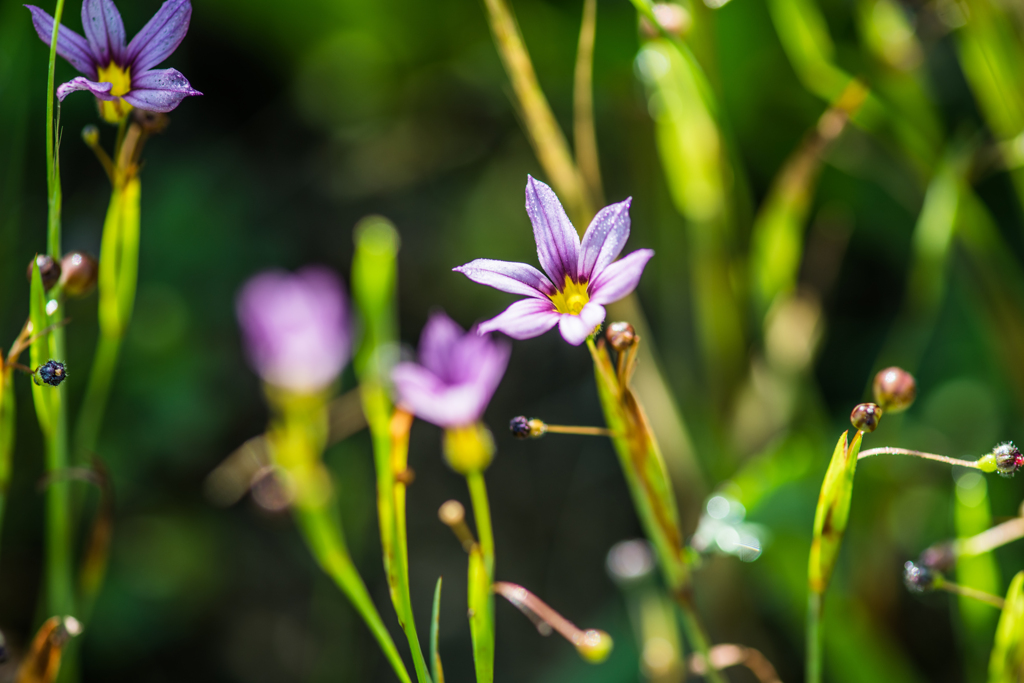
[454,176,654,346]
[236,267,350,393]
[26,0,201,123]
[392,312,510,428]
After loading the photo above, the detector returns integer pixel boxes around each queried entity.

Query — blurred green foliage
[1,0,1024,680]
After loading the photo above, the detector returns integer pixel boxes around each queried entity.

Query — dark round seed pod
[27,254,62,291]
[510,416,531,439]
[606,321,636,352]
[919,542,956,572]
[850,402,883,433]
[60,251,98,297]
[873,367,917,413]
[993,442,1023,477]
[37,360,67,387]
[903,561,936,593]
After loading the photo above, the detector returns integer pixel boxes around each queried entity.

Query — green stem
[807,591,823,683]
[466,471,494,577]
[295,504,412,683]
[45,0,65,259]
[74,333,121,461]
[677,594,726,683]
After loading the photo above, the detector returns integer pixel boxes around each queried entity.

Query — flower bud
[850,403,882,433]
[27,254,61,291]
[443,423,495,474]
[606,321,636,352]
[37,360,67,387]
[509,416,547,439]
[903,561,937,593]
[993,441,1023,477]
[574,629,613,664]
[873,367,916,413]
[919,542,956,572]
[81,124,100,148]
[59,251,98,297]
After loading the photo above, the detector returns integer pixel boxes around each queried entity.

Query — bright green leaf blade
[989,571,1024,683]
[431,577,444,683]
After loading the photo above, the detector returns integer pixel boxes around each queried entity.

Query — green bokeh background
[1,0,1023,680]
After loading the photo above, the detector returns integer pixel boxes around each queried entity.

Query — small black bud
[606,321,636,352]
[37,360,67,387]
[993,441,1023,477]
[850,403,882,433]
[510,416,531,439]
[903,560,937,593]
[873,367,916,413]
[60,251,98,297]
[27,254,62,291]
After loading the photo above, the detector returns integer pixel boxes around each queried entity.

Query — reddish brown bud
[60,251,98,297]
[850,403,882,433]
[873,367,917,413]
[606,322,636,352]
[27,254,61,291]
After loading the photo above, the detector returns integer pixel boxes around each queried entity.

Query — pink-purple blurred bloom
[236,268,350,394]
[454,176,653,346]
[392,312,510,428]
[27,0,201,121]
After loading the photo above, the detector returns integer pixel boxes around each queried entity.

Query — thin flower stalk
[352,219,433,683]
[958,516,1024,558]
[858,446,990,470]
[572,0,601,206]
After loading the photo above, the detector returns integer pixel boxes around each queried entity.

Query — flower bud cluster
[873,367,916,413]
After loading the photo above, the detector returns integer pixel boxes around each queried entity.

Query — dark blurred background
[1,0,1023,680]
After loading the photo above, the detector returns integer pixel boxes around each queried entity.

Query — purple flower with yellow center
[392,312,510,429]
[236,267,350,394]
[454,176,654,346]
[27,0,201,124]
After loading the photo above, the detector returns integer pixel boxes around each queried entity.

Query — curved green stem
[466,471,494,576]
[807,591,823,683]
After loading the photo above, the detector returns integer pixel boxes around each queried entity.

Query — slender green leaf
[988,571,1024,683]
[431,577,444,683]
[809,429,863,594]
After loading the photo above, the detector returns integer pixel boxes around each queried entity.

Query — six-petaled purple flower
[392,312,510,428]
[236,267,350,394]
[454,176,654,346]
[27,0,201,123]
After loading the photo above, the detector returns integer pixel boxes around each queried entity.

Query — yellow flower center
[96,61,133,124]
[548,275,590,315]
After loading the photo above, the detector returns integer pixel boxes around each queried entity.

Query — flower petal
[525,175,580,285]
[81,0,125,66]
[25,5,97,77]
[589,249,654,305]
[393,361,502,428]
[418,311,465,379]
[125,0,192,74]
[478,298,559,340]
[556,302,606,346]
[123,68,201,112]
[578,198,631,282]
[453,258,554,299]
[55,76,116,102]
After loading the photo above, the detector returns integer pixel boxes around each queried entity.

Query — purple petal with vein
[81,0,124,65]
[453,258,554,299]
[557,302,606,345]
[126,0,191,73]
[123,68,201,112]
[589,249,654,305]
[56,76,116,102]
[478,298,560,340]
[578,198,631,282]
[525,176,579,285]
[26,5,97,77]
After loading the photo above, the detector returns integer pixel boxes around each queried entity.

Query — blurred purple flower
[454,176,653,346]
[236,267,350,393]
[392,312,510,428]
[26,0,201,123]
